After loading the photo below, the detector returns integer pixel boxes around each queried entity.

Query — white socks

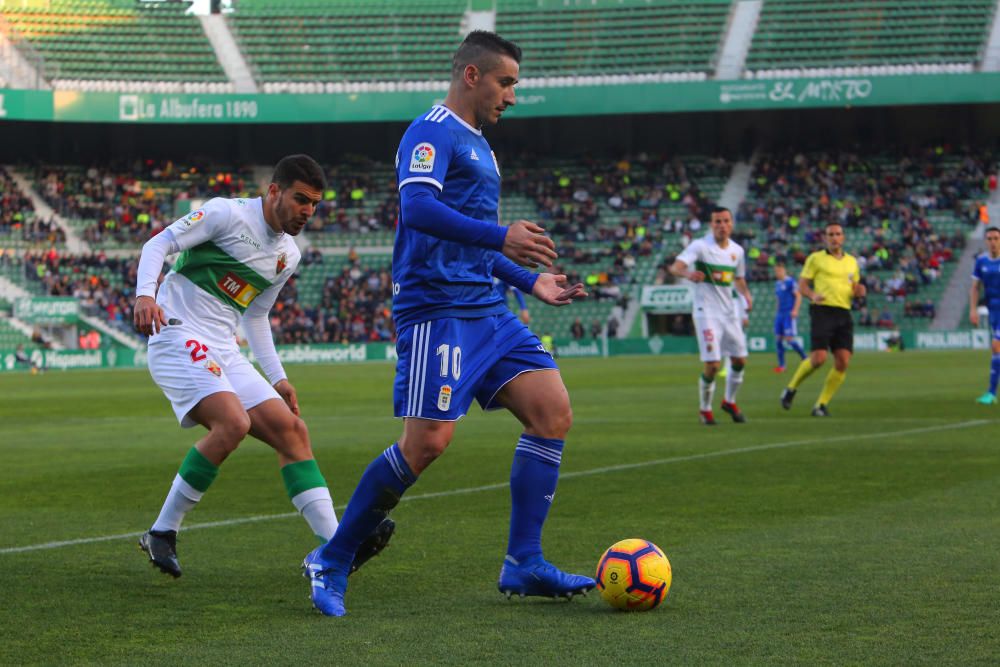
[151,475,203,533]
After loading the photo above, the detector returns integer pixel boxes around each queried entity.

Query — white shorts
[693,315,748,363]
[147,326,280,428]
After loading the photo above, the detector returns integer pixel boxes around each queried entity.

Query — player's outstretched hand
[532,273,586,306]
[134,295,168,336]
[503,221,557,268]
[969,309,980,327]
[686,270,706,283]
[274,379,300,416]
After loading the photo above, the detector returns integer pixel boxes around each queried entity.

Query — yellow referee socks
[817,368,846,406]
[788,358,817,390]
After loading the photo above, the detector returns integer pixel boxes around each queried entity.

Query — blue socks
[990,354,1000,395]
[507,434,564,562]
[778,338,807,365]
[320,443,415,564]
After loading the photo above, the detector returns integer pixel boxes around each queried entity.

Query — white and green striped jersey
[676,235,745,319]
[156,197,301,345]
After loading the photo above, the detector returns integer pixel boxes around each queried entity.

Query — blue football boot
[497,554,596,599]
[302,547,349,617]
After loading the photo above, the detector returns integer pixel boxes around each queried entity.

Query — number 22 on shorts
[185,339,209,363]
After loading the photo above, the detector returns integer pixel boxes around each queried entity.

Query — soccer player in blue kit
[969,226,1000,404]
[302,31,594,616]
[496,278,531,324]
[772,263,806,373]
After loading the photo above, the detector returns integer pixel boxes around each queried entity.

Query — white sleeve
[241,264,295,386]
[736,247,746,279]
[136,229,179,299]
[163,198,230,252]
[675,239,700,268]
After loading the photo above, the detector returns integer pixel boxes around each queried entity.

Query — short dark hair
[986,226,1000,236]
[452,30,521,80]
[272,154,326,191]
[710,206,732,217]
[825,221,844,231]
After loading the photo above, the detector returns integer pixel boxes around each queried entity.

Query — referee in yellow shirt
[780,222,866,416]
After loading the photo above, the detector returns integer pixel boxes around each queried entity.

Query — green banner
[0,330,987,372]
[13,297,79,323]
[0,88,53,121]
[3,73,1000,124]
[640,285,692,313]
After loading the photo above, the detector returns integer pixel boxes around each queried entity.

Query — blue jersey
[393,105,507,329]
[775,276,798,315]
[972,253,1000,313]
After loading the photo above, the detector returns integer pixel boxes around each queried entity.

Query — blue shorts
[774,313,798,337]
[393,310,557,421]
[990,310,1000,341]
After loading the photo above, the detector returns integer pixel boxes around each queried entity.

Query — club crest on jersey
[205,360,222,377]
[410,143,435,172]
[437,385,452,412]
[276,252,287,274]
[218,272,261,307]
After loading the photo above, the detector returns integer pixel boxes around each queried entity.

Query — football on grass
[595,538,672,611]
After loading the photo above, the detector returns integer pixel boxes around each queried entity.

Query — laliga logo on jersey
[410,143,435,172]
[182,209,205,228]
[276,252,287,274]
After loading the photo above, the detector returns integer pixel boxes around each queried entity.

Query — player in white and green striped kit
[133,155,392,578]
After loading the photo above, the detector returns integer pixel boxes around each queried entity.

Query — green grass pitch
[2,351,998,665]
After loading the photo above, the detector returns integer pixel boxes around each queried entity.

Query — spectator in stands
[607,316,619,338]
[590,319,602,339]
[570,318,585,339]
[876,308,895,329]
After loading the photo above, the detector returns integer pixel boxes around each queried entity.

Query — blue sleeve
[493,253,539,295]
[399,183,508,249]
[972,258,982,281]
[396,119,452,192]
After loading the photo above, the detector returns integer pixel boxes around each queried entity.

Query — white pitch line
[0,419,988,555]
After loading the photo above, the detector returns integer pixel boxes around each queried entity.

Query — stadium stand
[0,0,232,92]
[15,250,138,336]
[728,146,994,337]
[33,161,256,249]
[5,145,994,347]
[0,167,66,251]
[746,0,997,77]
[495,0,731,80]
[229,0,466,91]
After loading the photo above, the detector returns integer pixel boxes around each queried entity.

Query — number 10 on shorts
[435,344,461,412]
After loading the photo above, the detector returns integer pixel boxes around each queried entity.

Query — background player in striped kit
[133,155,391,578]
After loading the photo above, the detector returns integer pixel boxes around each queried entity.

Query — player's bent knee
[211,414,251,448]
[278,416,313,458]
[524,405,573,439]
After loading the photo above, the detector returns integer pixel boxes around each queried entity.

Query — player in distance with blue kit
[302,31,594,616]
[772,263,806,373]
[496,278,531,324]
[969,226,1000,404]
